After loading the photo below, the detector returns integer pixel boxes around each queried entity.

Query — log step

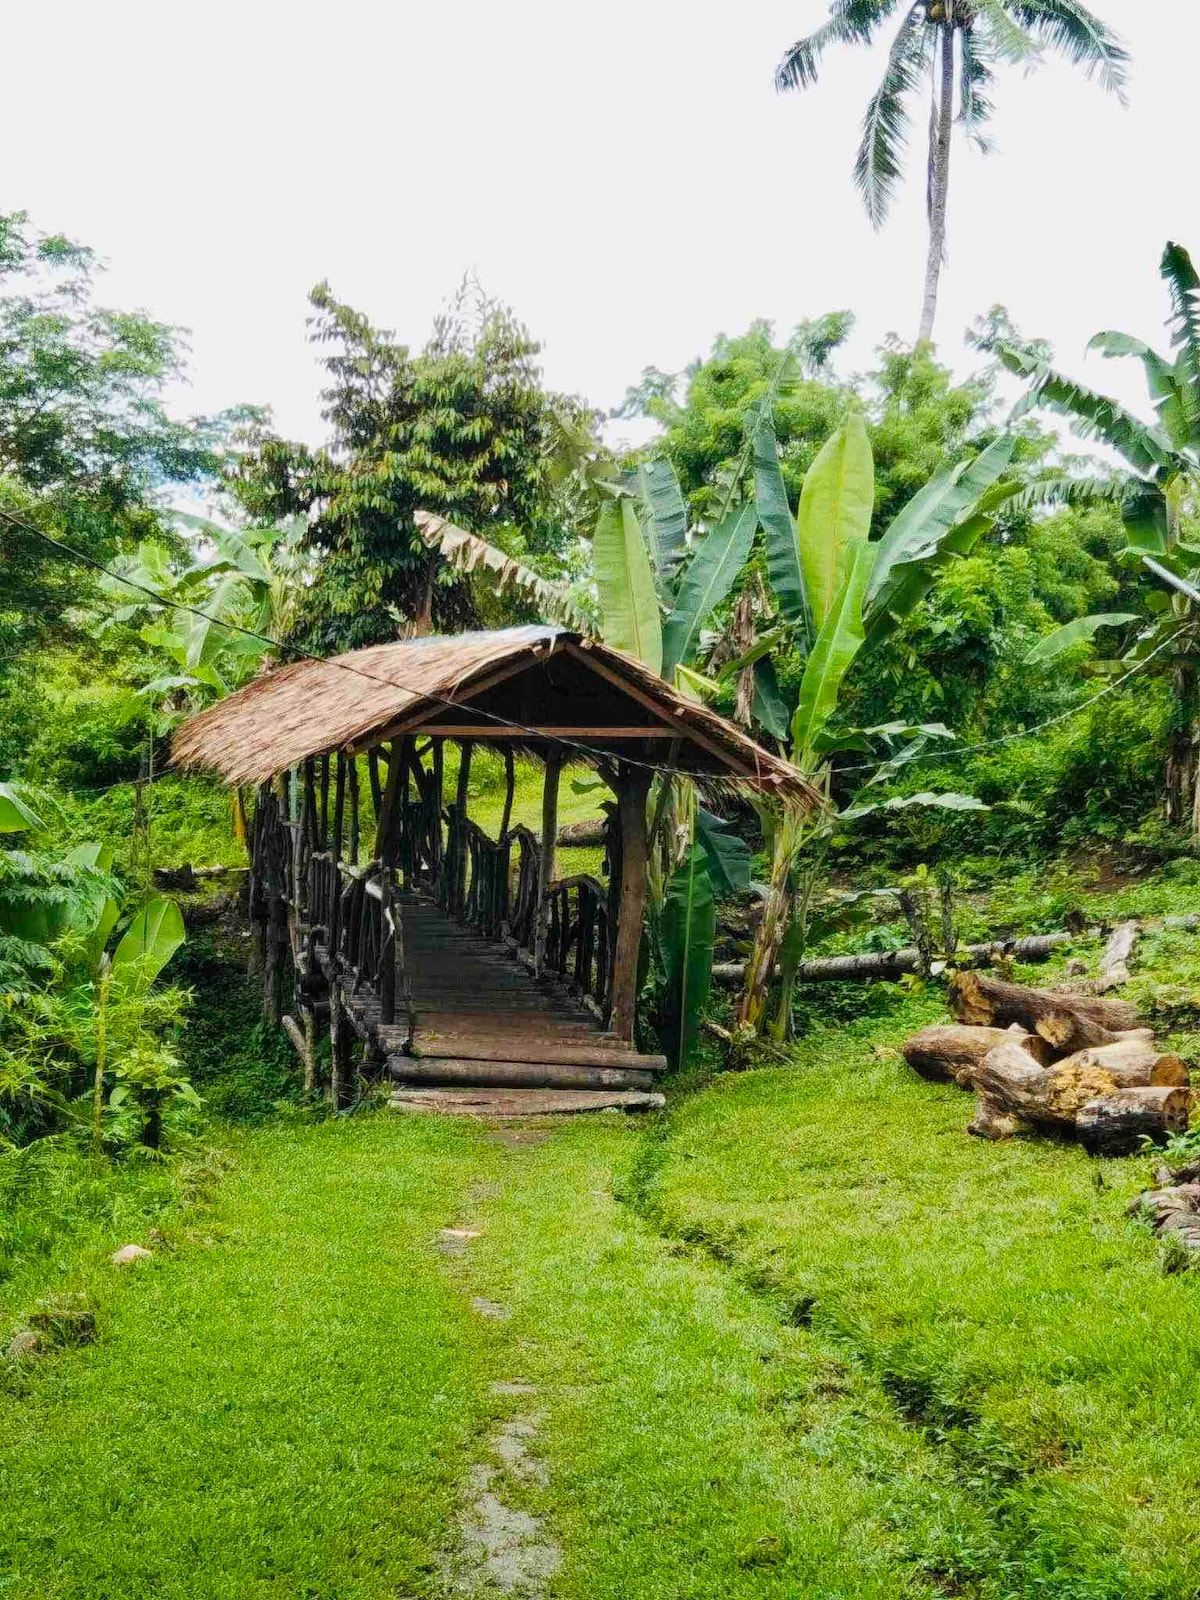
[388,1056,658,1091]
[387,1086,665,1118]
[403,1033,665,1071]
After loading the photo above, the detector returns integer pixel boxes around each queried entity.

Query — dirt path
[1,1110,969,1598]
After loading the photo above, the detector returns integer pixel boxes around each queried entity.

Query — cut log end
[1076,1086,1193,1158]
[903,1025,1051,1087]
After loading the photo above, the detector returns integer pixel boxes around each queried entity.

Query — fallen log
[1076,1086,1192,1157]
[968,1098,1021,1141]
[711,933,1074,986]
[903,1024,1052,1086]
[972,1040,1060,1124]
[949,971,1139,1055]
[1097,921,1139,993]
[1051,1038,1188,1089]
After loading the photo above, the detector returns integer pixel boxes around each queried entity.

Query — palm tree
[998,242,1200,831]
[775,1,1128,345]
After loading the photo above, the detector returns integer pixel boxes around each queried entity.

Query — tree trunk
[738,806,807,1033]
[1165,663,1197,830]
[534,749,562,977]
[1097,921,1138,992]
[903,1024,1052,1086]
[949,971,1139,1054]
[917,17,955,346]
[1077,1086,1192,1157]
[1051,1038,1188,1089]
[610,766,652,1046]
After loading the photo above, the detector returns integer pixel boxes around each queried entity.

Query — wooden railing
[253,772,615,1040]
[544,873,613,1015]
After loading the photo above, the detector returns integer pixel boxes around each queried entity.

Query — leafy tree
[998,242,1200,830]
[774,0,1127,342]
[0,212,253,665]
[229,280,605,653]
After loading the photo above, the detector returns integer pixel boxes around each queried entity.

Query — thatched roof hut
[172,625,818,805]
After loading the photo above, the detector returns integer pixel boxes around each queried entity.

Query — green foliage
[661,502,757,677]
[110,897,185,992]
[660,845,716,1072]
[592,495,662,669]
[0,212,252,666]
[229,280,598,651]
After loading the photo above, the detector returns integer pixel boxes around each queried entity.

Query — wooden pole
[374,740,405,867]
[332,754,346,861]
[347,757,360,865]
[454,739,474,916]
[500,745,516,838]
[610,764,652,1045]
[318,755,330,852]
[367,748,383,830]
[432,740,444,872]
[534,747,563,977]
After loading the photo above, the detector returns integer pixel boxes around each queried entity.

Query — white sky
[10,1,1197,448]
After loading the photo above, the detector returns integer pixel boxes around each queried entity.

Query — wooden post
[374,740,405,867]
[610,764,652,1045]
[534,747,562,977]
[431,740,445,873]
[500,745,516,838]
[332,754,346,861]
[399,736,412,889]
[347,757,360,864]
[319,755,330,852]
[367,748,383,827]
[454,739,473,916]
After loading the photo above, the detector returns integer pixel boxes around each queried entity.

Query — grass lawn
[0,1115,504,1599]
[645,986,1200,1600]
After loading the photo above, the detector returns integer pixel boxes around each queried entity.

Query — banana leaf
[753,418,810,637]
[0,783,45,834]
[695,807,752,894]
[661,845,715,1073]
[866,435,1016,624]
[752,656,790,742]
[661,503,757,677]
[790,544,877,771]
[112,897,185,991]
[1025,613,1139,665]
[795,413,874,634]
[637,459,689,592]
[593,496,663,673]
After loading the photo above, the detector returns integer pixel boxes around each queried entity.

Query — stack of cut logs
[1128,1159,1200,1252]
[903,971,1193,1156]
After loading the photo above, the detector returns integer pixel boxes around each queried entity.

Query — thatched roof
[171,626,820,805]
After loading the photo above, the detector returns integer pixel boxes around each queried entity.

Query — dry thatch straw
[171,625,819,805]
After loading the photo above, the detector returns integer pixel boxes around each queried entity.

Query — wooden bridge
[175,625,817,1115]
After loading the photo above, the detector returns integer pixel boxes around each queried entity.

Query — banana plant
[1000,242,1200,831]
[735,420,1016,1035]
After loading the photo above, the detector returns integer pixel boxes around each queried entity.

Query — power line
[7,509,1181,797]
[1,510,760,788]
[838,624,1188,779]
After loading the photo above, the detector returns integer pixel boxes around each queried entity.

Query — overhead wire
[5,508,1184,793]
[0,510,769,787]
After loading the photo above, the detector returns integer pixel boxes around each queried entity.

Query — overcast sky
[11,1,1196,449]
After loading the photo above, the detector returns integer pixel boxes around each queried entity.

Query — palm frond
[412,512,591,632]
[1088,329,1194,453]
[776,0,900,92]
[1002,472,1129,518]
[1161,243,1200,442]
[971,0,1042,65]
[958,26,997,152]
[855,7,934,227]
[1009,0,1129,98]
[999,343,1177,479]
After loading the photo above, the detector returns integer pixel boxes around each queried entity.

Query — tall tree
[230,280,604,653]
[775,1,1128,343]
[0,212,250,663]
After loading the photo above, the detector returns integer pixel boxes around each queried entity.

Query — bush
[26,683,153,791]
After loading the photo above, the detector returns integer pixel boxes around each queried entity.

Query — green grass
[0,1115,503,1599]
[643,992,1200,1599]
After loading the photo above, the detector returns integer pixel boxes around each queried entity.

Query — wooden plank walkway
[346,895,666,1114]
